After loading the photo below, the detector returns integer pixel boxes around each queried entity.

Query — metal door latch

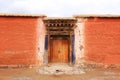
[58,48,61,53]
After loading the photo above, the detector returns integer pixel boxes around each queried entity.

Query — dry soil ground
[0,64,120,80]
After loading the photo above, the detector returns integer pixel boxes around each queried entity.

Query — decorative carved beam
[48,31,74,35]
[47,27,70,29]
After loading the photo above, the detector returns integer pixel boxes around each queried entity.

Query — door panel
[50,39,69,63]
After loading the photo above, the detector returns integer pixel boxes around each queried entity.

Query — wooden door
[50,39,69,63]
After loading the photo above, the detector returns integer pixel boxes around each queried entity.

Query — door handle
[58,48,61,53]
[58,50,61,53]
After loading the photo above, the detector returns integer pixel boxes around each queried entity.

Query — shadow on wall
[43,35,48,64]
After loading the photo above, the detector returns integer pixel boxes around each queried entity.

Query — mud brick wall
[0,17,43,65]
[85,18,120,64]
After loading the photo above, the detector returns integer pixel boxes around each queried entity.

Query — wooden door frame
[48,35,72,64]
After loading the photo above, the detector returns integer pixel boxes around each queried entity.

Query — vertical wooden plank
[62,40,69,63]
[66,40,69,63]
[61,40,64,63]
[69,34,72,64]
[52,39,59,62]
[58,40,62,63]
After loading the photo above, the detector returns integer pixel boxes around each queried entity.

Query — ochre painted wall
[85,18,120,64]
[0,17,41,65]
[1,16,120,65]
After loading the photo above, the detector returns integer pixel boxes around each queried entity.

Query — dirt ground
[0,67,120,80]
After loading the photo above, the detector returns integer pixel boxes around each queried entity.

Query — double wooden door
[50,39,69,63]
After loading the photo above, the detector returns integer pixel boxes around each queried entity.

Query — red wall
[85,18,120,64]
[0,17,39,65]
